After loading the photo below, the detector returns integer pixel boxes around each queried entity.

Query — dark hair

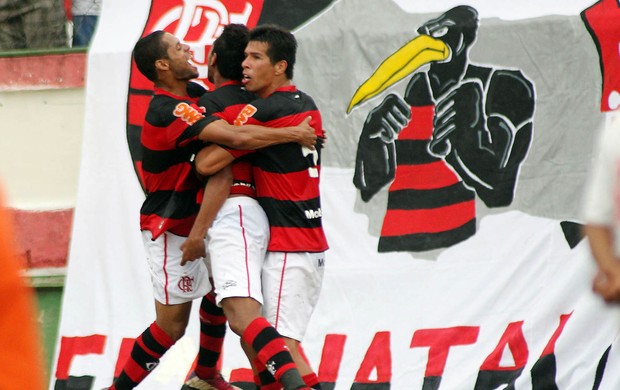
[249,24,297,80]
[133,30,168,82]
[212,24,249,81]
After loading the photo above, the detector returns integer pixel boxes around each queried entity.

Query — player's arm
[180,165,233,265]
[584,224,620,302]
[194,144,238,177]
[584,224,617,271]
[199,116,316,150]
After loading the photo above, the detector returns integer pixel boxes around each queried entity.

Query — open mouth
[187,51,196,65]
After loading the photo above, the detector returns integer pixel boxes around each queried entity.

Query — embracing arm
[199,116,316,150]
[180,166,233,265]
[195,144,237,177]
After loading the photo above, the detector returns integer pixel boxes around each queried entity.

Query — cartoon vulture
[350,6,535,252]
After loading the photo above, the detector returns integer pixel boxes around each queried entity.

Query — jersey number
[302,146,319,178]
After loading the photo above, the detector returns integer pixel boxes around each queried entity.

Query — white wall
[0,88,84,210]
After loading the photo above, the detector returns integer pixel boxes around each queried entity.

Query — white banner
[51,0,620,389]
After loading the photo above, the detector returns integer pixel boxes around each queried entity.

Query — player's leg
[108,231,211,389]
[208,198,308,389]
[110,301,192,389]
[284,338,322,390]
[239,339,280,390]
[181,289,238,390]
[262,251,326,390]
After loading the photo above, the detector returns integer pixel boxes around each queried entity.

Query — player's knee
[283,337,301,354]
[171,326,187,341]
[159,322,187,342]
[222,298,261,336]
[225,311,255,336]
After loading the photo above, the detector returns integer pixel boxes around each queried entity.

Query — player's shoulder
[296,89,318,105]
[270,87,317,107]
[187,81,207,98]
[147,94,180,124]
[200,85,254,115]
[197,90,218,110]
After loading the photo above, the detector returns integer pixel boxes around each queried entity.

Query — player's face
[206,46,216,84]
[162,33,199,81]
[242,41,280,98]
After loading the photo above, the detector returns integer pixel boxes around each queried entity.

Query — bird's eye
[431,26,448,38]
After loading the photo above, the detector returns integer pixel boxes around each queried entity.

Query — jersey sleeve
[177,109,219,147]
[582,117,619,226]
[198,92,225,117]
[143,96,217,150]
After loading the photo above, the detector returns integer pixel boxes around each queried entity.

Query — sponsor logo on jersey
[178,275,195,292]
[266,360,277,376]
[305,208,323,219]
[234,104,257,126]
[222,280,237,290]
[173,102,204,126]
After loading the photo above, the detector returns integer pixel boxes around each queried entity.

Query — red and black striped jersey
[140,85,218,239]
[379,105,476,251]
[232,85,328,252]
[198,81,257,197]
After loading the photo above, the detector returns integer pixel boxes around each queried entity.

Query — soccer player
[183,23,313,390]
[583,113,620,303]
[105,30,316,390]
[194,24,328,390]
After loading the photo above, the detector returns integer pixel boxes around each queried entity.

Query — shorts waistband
[222,195,261,208]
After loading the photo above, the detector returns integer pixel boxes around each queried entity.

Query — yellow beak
[347,34,449,113]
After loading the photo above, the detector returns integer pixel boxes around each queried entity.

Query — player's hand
[180,236,206,266]
[293,116,318,149]
[593,264,620,303]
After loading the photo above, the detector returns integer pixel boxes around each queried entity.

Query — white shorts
[142,230,212,305]
[206,196,270,306]
[262,251,325,341]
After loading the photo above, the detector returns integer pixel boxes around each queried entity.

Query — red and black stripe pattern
[242,318,299,386]
[139,86,218,239]
[235,86,328,253]
[111,322,173,389]
[194,291,226,378]
[198,81,257,198]
[379,105,476,252]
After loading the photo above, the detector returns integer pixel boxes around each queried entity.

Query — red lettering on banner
[480,321,529,371]
[411,326,480,377]
[55,335,107,379]
[354,331,392,384]
[541,312,572,356]
[130,1,264,92]
[52,314,578,386]
[317,334,347,383]
[229,367,254,384]
[114,338,135,377]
